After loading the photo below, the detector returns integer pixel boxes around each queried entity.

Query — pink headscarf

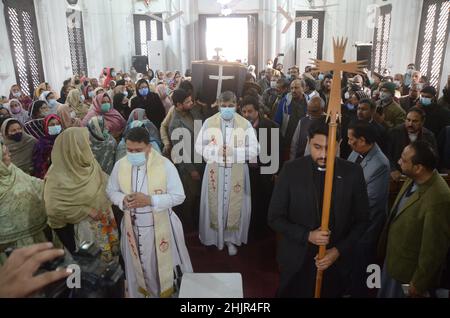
[81,93,125,136]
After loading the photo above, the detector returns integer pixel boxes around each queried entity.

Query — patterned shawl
[87,116,117,175]
[0,145,47,244]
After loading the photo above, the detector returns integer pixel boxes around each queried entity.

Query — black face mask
[351,84,362,92]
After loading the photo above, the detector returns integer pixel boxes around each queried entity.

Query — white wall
[0,1,19,96]
[34,0,73,94]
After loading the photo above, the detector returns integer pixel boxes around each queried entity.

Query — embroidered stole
[118,150,174,298]
[205,113,247,232]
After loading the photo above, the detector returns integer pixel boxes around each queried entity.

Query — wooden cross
[209,64,235,99]
[311,37,366,298]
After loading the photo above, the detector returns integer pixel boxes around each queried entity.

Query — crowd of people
[0,60,449,298]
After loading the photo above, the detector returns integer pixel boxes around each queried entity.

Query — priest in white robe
[195,91,259,256]
[106,126,193,298]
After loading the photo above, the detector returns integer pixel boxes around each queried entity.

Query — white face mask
[70,111,76,119]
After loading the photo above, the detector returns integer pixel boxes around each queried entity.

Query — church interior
[0,0,449,299]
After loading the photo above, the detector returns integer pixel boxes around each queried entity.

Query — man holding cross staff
[268,38,370,298]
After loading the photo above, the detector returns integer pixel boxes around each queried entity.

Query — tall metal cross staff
[311,37,366,298]
[209,64,235,99]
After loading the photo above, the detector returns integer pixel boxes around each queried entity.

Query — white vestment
[106,156,193,298]
[195,116,259,250]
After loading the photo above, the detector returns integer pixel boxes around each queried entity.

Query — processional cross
[311,38,366,298]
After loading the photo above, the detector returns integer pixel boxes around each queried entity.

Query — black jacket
[387,124,437,171]
[268,156,369,275]
[130,92,166,129]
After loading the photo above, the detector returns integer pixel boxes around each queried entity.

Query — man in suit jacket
[274,79,307,163]
[268,119,369,298]
[378,141,450,298]
[387,107,437,181]
[241,96,280,240]
[399,83,421,112]
[169,89,205,232]
[347,121,390,297]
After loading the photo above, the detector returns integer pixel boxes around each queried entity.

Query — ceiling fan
[217,0,243,16]
[278,6,313,33]
[307,0,338,10]
[146,11,184,36]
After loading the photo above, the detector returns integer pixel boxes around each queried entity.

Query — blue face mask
[346,103,356,111]
[88,91,95,98]
[101,103,111,113]
[127,152,147,166]
[48,99,58,108]
[420,96,432,106]
[111,72,116,77]
[220,107,236,121]
[139,88,149,96]
[48,125,62,136]
[318,74,325,81]
[123,91,128,97]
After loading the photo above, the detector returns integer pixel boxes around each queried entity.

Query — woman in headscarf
[34,82,51,100]
[115,108,162,162]
[1,118,37,174]
[32,114,63,179]
[82,93,126,139]
[39,91,60,114]
[102,67,116,89]
[0,106,12,130]
[87,116,117,175]
[57,79,72,104]
[83,84,95,106]
[150,70,164,87]
[44,127,119,261]
[0,144,48,265]
[147,68,155,82]
[113,92,131,120]
[24,100,50,139]
[9,84,33,111]
[56,103,82,130]
[8,99,30,125]
[130,79,166,129]
[156,81,173,114]
[66,88,89,120]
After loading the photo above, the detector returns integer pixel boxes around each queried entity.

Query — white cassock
[106,157,193,298]
[195,117,259,250]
